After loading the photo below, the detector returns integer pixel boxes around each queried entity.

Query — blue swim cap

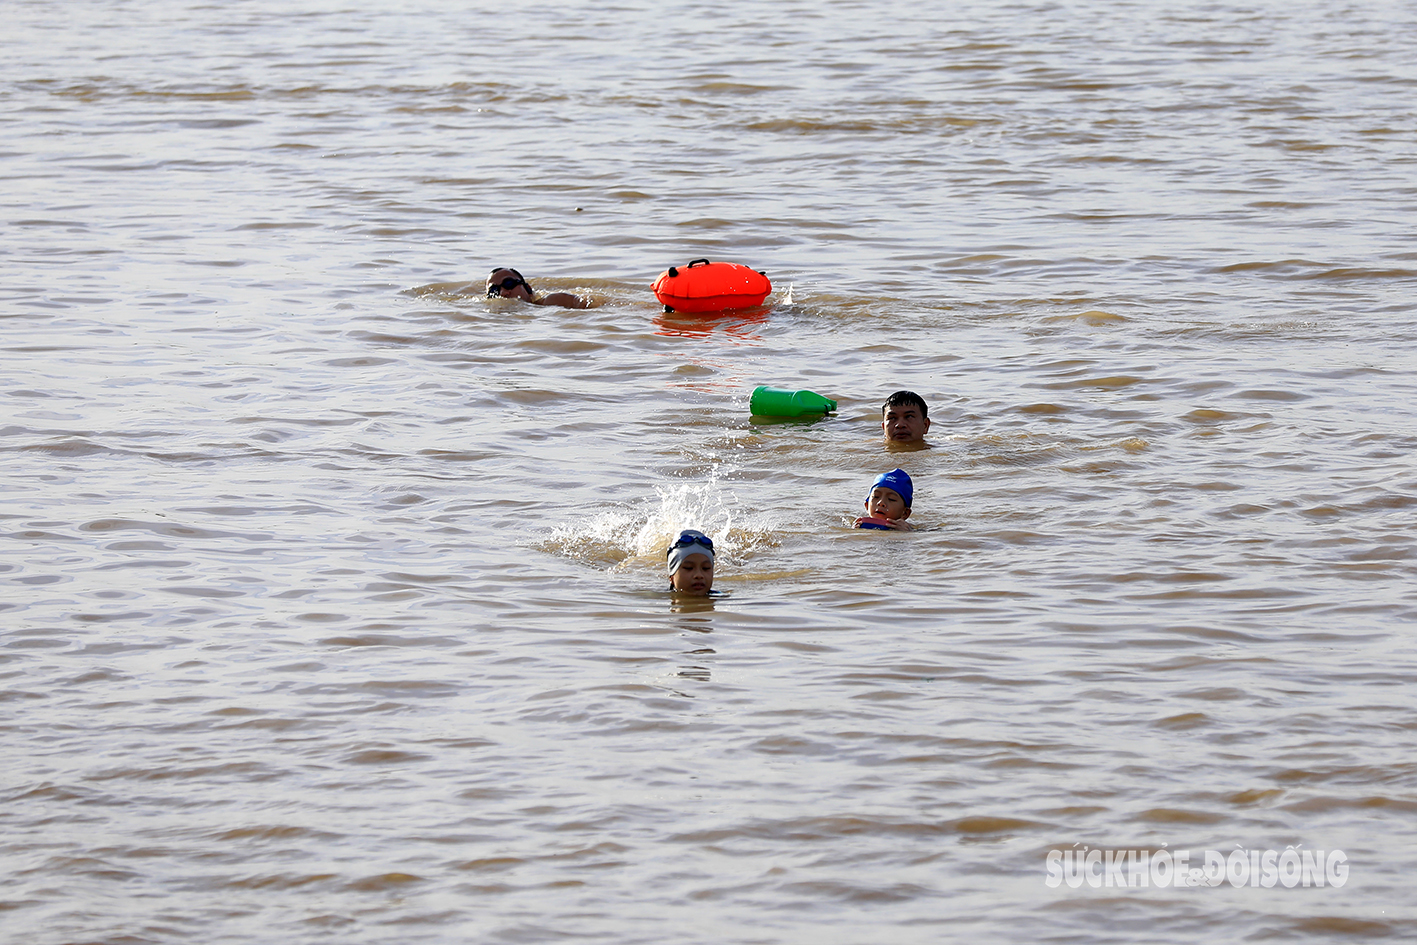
[868,468,913,508]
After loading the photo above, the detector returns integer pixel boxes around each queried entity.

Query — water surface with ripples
[4,1,1416,942]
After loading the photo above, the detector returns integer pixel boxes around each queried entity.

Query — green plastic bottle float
[750,386,838,418]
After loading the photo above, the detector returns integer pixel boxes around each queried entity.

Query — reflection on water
[669,597,720,617]
[4,0,1417,942]
[652,307,772,342]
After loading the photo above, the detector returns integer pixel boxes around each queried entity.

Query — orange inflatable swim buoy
[652,259,771,313]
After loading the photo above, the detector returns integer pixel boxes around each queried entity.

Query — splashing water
[540,474,779,576]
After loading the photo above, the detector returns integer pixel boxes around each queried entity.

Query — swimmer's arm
[534,291,592,309]
[852,516,914,531]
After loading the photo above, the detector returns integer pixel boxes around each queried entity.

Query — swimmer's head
[865,468,913,522]
[487,267,534,301]
[882,390,930,443]
[666,529,715,595]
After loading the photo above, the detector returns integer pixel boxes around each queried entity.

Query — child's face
[866,487,910,521]
[670,553,714,595]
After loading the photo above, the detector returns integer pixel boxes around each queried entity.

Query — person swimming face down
[486,267,535,302]
[666,529,715,595]
[882,390,930,446]
[485,267,590,309]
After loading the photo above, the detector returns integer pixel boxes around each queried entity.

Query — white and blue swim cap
[666,529,715,573]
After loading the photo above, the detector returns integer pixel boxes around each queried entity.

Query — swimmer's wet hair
[883,390,928,417]
[488,267,533,294]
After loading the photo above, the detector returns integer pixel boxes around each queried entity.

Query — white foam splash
[545,473,777,571]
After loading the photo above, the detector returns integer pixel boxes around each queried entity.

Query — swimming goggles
[669,532,714,551]
[487,275,527,296]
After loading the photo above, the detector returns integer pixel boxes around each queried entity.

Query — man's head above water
[882,390,930,445]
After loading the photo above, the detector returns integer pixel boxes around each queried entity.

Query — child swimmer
[855,468,915,531]
[666,529,716,595]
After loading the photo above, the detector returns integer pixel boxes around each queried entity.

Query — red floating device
[652,259,771,313]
